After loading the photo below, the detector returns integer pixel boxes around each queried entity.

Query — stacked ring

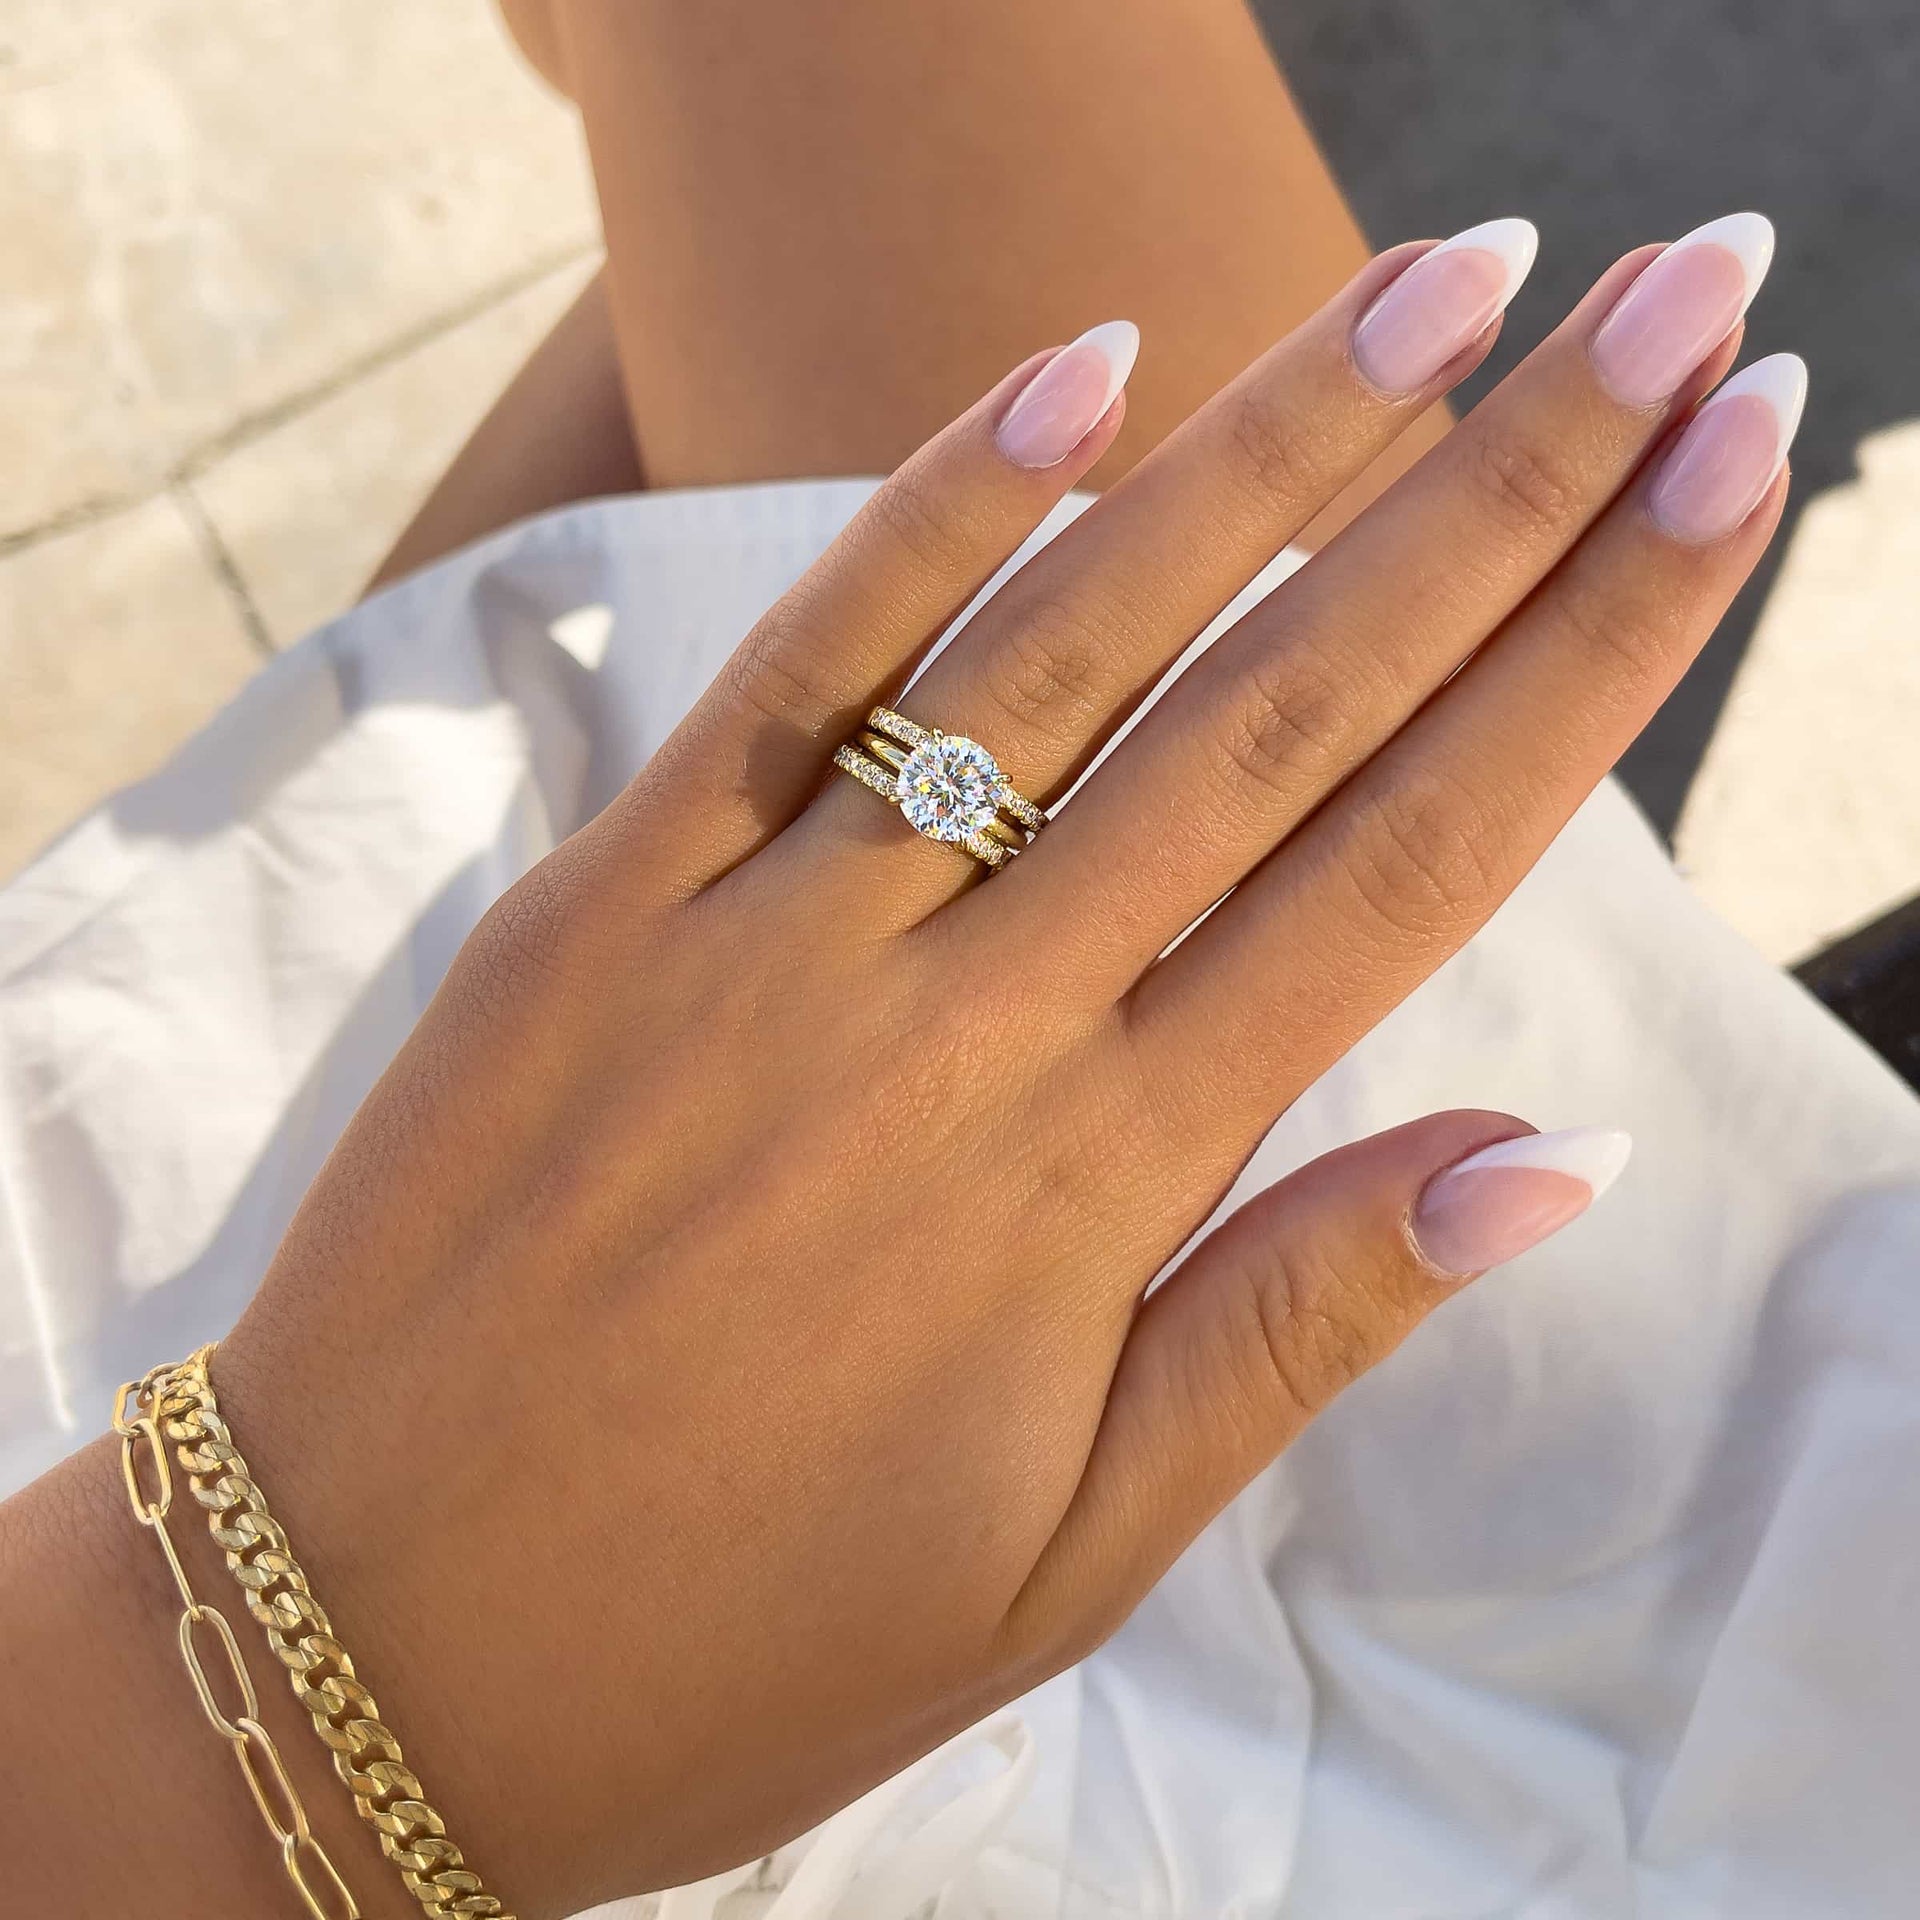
[833,706,1046,869]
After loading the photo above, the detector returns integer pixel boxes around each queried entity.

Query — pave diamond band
[833,707,1046,869]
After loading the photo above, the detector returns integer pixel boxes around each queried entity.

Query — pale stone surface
[190,255,597,648]
[1676,416,1920,963]
[0,496,262,876]
[0,0,595,539]
[0,0,599,887]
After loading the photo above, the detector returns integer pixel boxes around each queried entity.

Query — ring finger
[777,221,1540,919]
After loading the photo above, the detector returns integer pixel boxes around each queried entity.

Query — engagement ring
[833,706,1046,869]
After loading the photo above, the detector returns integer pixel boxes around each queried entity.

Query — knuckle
[457,836,655,1026]
[975,592,1108,730]
[1234,1242,1382,1426]
[1463,428,1581,541]
[1346,773,1502,940]
[460,857,590,1013]
[1550,575,1674,687]
[1212,636,1352,801]
[866,461,979,580]
[727,603,850,735]
[1223,383,1332,509]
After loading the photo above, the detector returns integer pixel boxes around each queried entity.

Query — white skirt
[4,481,1919,1919]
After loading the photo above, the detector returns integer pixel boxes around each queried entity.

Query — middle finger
[984,213,1772,987]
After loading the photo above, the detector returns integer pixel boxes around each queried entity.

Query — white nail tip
[1704,351,1809,449]
[1446,1125,1634,1199]
[1665,210,1776,307]
[1070,319,1141,421]
[1427,217,1541,304]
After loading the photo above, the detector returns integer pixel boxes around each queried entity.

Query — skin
[373,0,1449,589]
[0,232,1780,1916]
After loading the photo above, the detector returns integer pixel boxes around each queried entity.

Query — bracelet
[141,1346,516,1920]
[114,1367,360,1920]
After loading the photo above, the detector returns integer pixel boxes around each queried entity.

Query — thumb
[1012,1112,1631,1659]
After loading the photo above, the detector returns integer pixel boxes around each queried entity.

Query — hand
[132,224,1785,1914]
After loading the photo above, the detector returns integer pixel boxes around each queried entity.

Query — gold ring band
[832,707,1045,869]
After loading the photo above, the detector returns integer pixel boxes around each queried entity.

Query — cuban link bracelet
[150,1344,517,1920]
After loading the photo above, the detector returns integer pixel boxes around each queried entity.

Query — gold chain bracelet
[114,1370,360,1920]
[142,1346,516,1920]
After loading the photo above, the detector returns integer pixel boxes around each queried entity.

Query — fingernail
[1590,211,1775,406]
[995,320,1140,468]
[1351,217,1538,397]
[1412,1126,1632,1276]
[1648,353,1807,543]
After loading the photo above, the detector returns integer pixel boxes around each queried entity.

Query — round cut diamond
[895,734,1004,842]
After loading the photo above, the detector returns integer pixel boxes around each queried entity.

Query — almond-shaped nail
[1649,353,1806,544]
[1590,211,1775,406]
[1412,1126,1632,1276]
[995,320,1140,469]
[1351,217,1539,397]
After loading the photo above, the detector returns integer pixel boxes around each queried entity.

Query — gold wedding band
[833,706,1046,869]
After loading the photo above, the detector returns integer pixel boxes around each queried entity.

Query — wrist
[210,1313,607,1917]
[0,1434,413,1919]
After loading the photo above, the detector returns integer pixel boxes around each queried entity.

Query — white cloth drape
[5,480,1919,1918]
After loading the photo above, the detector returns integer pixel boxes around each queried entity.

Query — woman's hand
[51,218,1794,1916]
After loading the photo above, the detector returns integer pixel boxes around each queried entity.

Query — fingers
[1131,355,1802,1130]
[994,217,1775,981]
[1007,1116,1630,1658]
[778,224,1534,924]
[613,326,1138,893]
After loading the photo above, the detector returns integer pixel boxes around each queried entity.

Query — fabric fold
[4,479,1918,1916]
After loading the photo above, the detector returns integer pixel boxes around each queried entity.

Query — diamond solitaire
[833,706,1046,869]
[895,734,1005,842]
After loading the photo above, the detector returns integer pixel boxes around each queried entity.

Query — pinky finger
[1004,1114,1630,1661]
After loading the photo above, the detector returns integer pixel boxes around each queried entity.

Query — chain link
[114,1370,360,1920]
[179,1600,262,1739]
[146,1346,516,1920]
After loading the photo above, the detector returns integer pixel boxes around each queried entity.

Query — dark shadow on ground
[1253,0,1920,838]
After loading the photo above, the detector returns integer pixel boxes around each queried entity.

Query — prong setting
[835,707,1045,870]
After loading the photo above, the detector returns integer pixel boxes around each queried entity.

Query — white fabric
[5,480,1920,1918]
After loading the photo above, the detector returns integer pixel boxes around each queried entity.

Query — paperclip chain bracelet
[142,1345,517,1920]
[114,1368,360,1920]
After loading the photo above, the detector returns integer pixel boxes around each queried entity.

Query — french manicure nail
[1590,211,1775,406]
[1648,353,1807,543]
[1412,1126,1632,1276]
[1351,217,1539,397]
[995,320,1140,469]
